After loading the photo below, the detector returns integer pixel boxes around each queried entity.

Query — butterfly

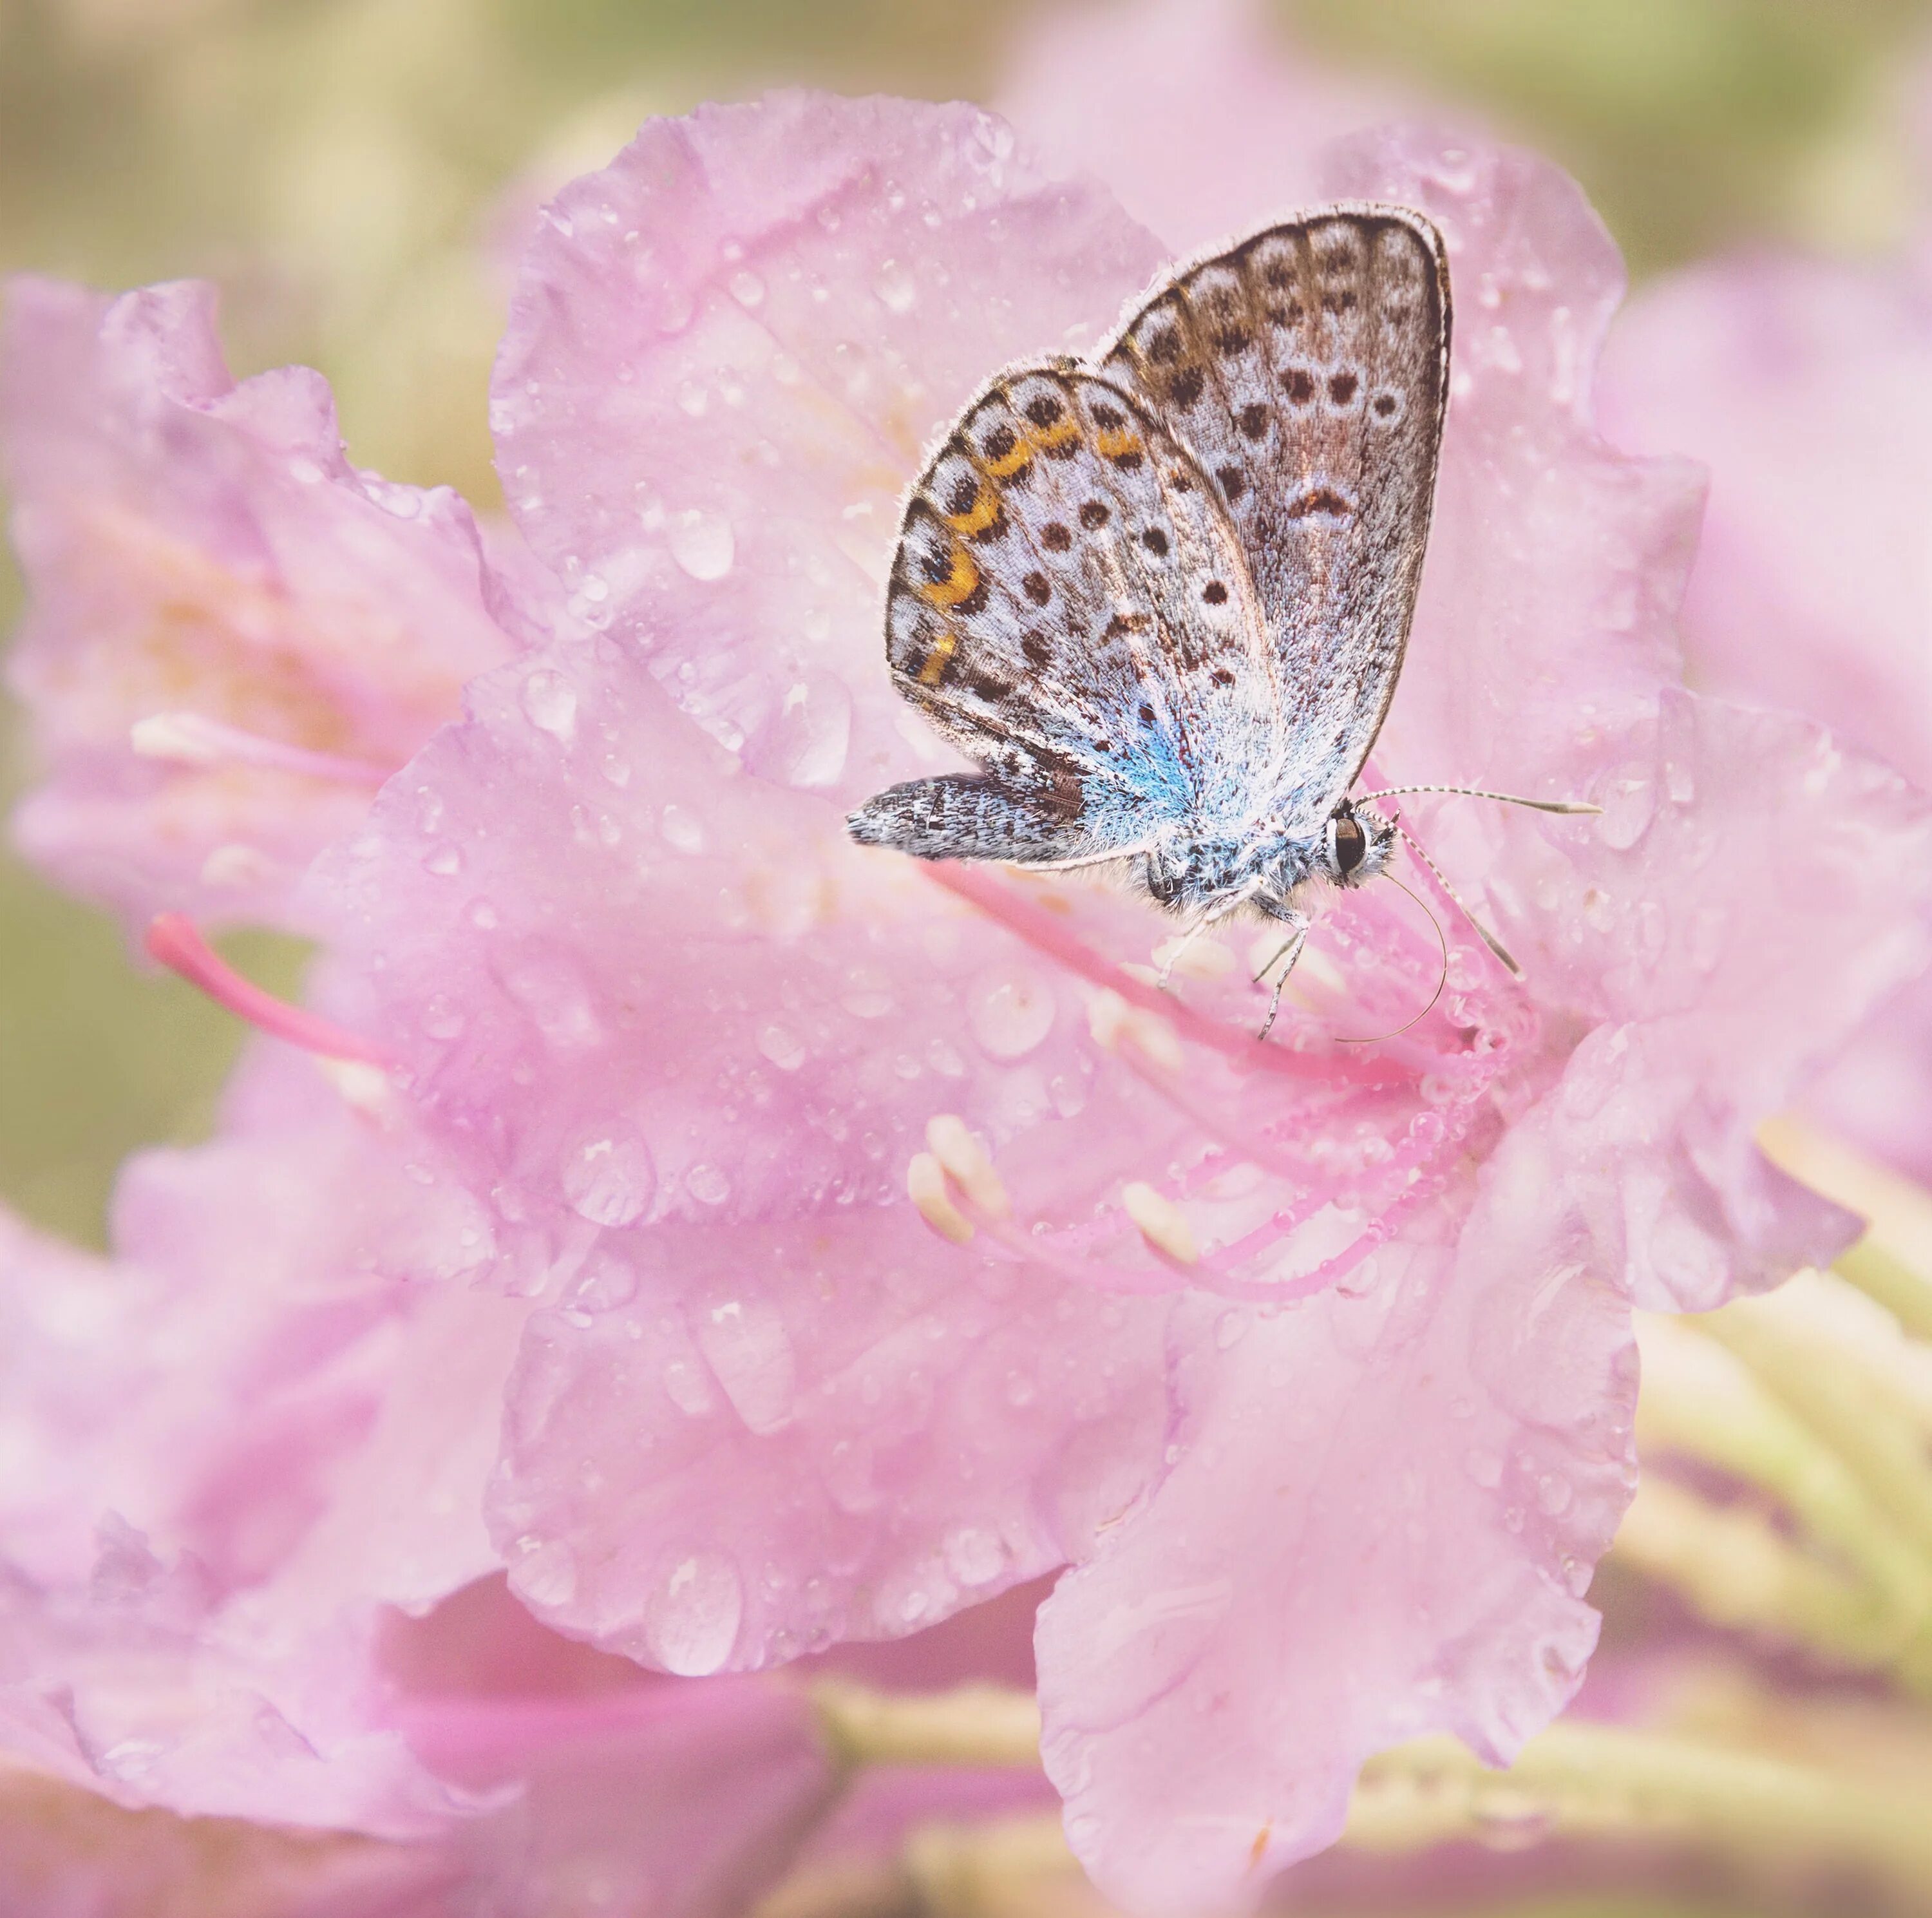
[848,204,1587,1032]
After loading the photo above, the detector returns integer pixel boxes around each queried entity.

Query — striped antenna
[1392,822,1524,979]
[1358,784,1600,815]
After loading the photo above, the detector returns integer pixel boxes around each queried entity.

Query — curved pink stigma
[144,912,390,1065]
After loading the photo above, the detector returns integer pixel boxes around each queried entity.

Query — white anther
[199,842,278,890]
[314,1056,396,1122]
[1121,1182,1198,1266]
[131,712,226,765]
[925,1114,1010,1219]
[907,1151,974,1245]
[1087,989,1185,1072]
[1152,935,1233,982]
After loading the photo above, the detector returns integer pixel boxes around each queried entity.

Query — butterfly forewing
[1101,205,1450,830]
[865,365,1271,862]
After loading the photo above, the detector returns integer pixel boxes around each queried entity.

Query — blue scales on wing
[847,365,1274,866]
[1098,205,1451,835]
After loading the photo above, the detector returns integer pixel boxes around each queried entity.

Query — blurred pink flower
[1597,230,1932,1181]
[999,0,1425,256]
[294,90,1932,1910]
[0,276,524,936]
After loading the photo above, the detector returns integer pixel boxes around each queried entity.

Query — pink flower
[0,276,524,936]
[0,1060,840,1914]
[296,88,1932,1911]
[1596,219,1932,1181]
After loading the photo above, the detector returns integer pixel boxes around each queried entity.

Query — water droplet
[1464,1448,1503,1489]
[522,670,578,743]
[660,803,705,853]
[757,1023,806,1071]
[1215,1309,1247,1351]
[569,1254,639,1313]
[729,269,764,307]
[422,843,463,877]
[514,1539,579,1609]
[944,1526,1005,1587]
[668,508,735,581]
[1594,764,1654,850]
[677,380,708,417]
[697,1297,796,1434]
[644,1553,742,1675]
[764,674,851,788]
[421,994,466,1041]
[874,258,917,314]
[287,457,324,485]
[968,967,1056,1059]
[686,1163,732,1206]
[561,1124,656,1227]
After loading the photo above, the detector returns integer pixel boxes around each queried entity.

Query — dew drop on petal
[729,269,765,307]
[569,1254,639,1313]
[697,1297,797,1434]
[968,967,1056,1059]
[686,1163,732,1207]
[1593,764,1655,850]
[757,1023,806,1071]
[421,994,466,1041]
[874,258,917,314]
[668,509,735,581]
[522,670,578,743]
[514,1539,579,1609]
[943,1526,1005,1587]
[644,1553,743,1675]
[659,804,705,853]
[561,1125,657,1228]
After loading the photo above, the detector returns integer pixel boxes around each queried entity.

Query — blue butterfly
[849,205,1589,1030]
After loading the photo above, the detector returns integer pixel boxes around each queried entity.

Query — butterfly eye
[1329,813,1367,876]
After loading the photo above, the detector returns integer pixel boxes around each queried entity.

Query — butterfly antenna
[1356,783,1600,816]
[1392,821,1524,979]
[1336,873,1448,1045]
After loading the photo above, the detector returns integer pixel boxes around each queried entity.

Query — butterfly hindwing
[856,365,1273,864]
[1101,205,1450,831]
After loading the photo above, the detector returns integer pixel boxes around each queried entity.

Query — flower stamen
[130,711,392,786]
[1121,1182,1198,1266]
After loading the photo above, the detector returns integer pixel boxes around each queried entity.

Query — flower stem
[785,1684,1932,1914]
[809,1679,1041,1770]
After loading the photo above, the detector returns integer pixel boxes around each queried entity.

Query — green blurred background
[2,0,1927,1248]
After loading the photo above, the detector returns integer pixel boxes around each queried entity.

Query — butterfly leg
[1253,912,1311,1041]
[1155,885,1258,990]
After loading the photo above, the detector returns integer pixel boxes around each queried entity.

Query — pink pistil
[927,863,1410,1088]
[144,912,392,1065]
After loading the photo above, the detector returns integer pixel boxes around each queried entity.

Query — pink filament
[927,862,1408,1088]
[144,912,391,1065]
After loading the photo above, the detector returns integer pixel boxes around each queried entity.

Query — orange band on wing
[941,483,1003,538]
[1095,425,1144,462]
[916,544,981,610]
[916,627,957,685]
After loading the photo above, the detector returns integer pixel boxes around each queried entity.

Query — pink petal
[1,275,520,935]
[1037,1226,1636,1910]
[386,1578,839,1918]
[489,91,1168,799]
[1598,248,1932,1182]
[999,0,1424,254]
